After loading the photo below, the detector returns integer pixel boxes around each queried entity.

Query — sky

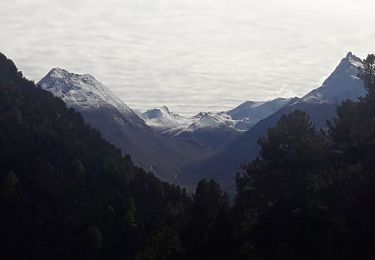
[1,0,375,115]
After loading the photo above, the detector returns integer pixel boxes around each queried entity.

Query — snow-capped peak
[302,52,366,104]
[226,98,292,130]
[38,68,134,116]
[188,112,235,129]
[142,106,191,130]
[141,97,292,135]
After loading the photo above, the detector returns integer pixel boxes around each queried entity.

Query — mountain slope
[191,52,366,193]
[38,69,205,182]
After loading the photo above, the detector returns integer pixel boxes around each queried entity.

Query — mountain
[38,68,205,183]
[190,52,366,193]
[141,107,241,151]
[38,68,142,123]
[142,98,292,133]
[141,98,291,151]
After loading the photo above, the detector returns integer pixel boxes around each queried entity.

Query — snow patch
[38,68,136,117]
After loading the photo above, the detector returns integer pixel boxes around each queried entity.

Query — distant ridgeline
[1,52,375,259]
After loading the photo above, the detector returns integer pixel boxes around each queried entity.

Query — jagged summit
[343,52,363,68]
[302,52,365,104]
[345,51,362,63]
[189,112,235,129]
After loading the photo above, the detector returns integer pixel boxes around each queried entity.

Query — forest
[1,52,375,259]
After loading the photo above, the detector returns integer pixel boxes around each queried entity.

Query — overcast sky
[1,0,375,115]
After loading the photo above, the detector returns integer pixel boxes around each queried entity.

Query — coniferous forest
[1,51,375,259]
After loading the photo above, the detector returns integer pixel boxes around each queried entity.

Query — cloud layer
[1,0,374,115]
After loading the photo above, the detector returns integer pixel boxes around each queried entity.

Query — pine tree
[326,53,375,259]
[182,180,233,259]
[359,54,375,98]
[235,110,334,260]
